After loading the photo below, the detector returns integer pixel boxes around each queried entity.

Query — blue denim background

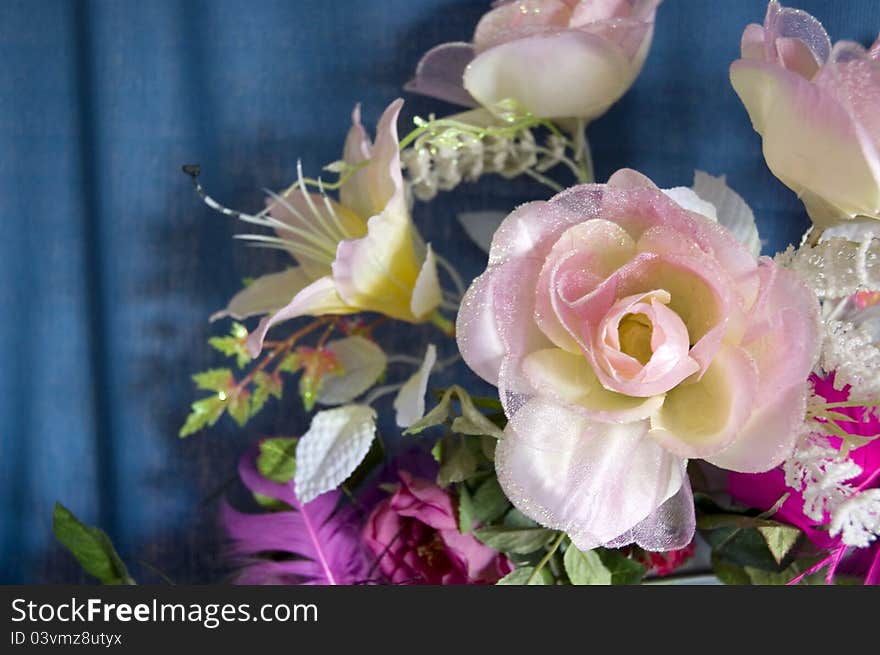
[2,0,878,583]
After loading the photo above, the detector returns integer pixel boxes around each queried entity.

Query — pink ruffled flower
[731,1,880,227]
[364,472,512,584]
[636,542,695,577]
[456,169,822,552]
[407,0,661,120]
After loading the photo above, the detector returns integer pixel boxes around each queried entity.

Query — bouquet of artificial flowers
[55,0,880,586]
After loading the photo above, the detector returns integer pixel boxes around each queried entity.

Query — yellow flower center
[618,312,653,365]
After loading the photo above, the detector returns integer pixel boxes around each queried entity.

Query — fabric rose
[214,99,443,356]
[456,168,822,551]
[406,0,661,121]
[364,472,511,584]
[731,1,880,227]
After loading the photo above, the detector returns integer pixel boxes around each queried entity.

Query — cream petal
[245,277,354,357]
[649,345,759,459]
[463,29,632,120]
[495,397,683,550]
[522,347,665,422]
[339,104,374,218]
[731,59,880,225]
[211,267,313,322]
[706,381,808,473]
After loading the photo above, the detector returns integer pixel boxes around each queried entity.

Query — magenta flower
[364,472,511,584]
[729,373,880,584]
[456,169,821,551]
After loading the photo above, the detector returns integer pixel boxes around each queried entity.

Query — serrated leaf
[250,371,282,417]
[564,546,611,585]
[278,352,301,374]
[471,477,510,525]
[394,344,437,427]
[257,437,298,483]
[757,525,801,565]
[318,336,387,406]
[52,503,133,585]
[294,405,377,503]
[208,333,250,369]
[179,395,226,437]
[474,526,556,554]
[192,368,234,392]
[227,389,251,427]
[496,566,551,585]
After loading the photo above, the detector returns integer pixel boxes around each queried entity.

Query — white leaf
[294,405,377,503]
[662,186,718,221]
[692,171,761,257]
[393,344,438,428]
[317,336,387,406]
[410,244,443,319]
[457,211,507,254]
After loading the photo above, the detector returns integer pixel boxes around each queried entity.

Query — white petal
[211,267,313,322]
[692,171,761,257]
[495,397,684,550]
[662,187,718,221]
[457,211,508,254]
[393,344,438,428]
[294,405,377,503]
[317,336,387,406]
[410,244,443,319]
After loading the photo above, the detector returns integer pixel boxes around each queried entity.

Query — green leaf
[474,526,556,554]
[179,395,226,437]
[405,388,453,435]
[257,437,298,483]
[192,368,234,392]
[563,545,612,585]
[496,566,551,585]
[208,324,251,369]
[697,513,784,530]
[52,503,133,585]
[458,485,475,534]
[711,554,752,585]
[227,389,251,427]
[436,435,479,487]
[251,371,282,417]
[470,477,510,525]
[757,525,801,565]
[277,352,301,374]
[595,549,646,585]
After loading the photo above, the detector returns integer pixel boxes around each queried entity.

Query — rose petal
[211,267,313,322]
[731,58,880,225]
[404,42,479,108]
[649,345,759,458]
[473,0,573,54]
[706,381,808,473]
[522,347,665,422]
[495,397,683,550]
[464,29,632,120]
[456,266,506,386]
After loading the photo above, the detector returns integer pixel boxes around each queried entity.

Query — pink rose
[364,472,511,584]
[731,1,880,227]
[407,0,661,120]
[457,169,822,551]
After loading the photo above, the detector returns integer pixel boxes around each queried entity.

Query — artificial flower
[214,99,443,356]
[407,0,661,121]
[364,472,511,584]
[635,542,695,577]
[728,373,880,584]
[456,168,821,551]
[731,1,880,227]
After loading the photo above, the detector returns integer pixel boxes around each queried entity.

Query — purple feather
[222,448,374,585]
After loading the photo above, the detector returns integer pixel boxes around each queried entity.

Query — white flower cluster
[784,428,880,548]
[821,320,880,397]
[774,236,880,300]
[402,126,571,201]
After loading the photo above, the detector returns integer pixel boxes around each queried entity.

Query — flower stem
[572,118,594,184]
[526,531,565,585]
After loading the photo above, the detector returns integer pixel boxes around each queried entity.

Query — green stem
[524,168,564,193]
[526,532,565,585]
